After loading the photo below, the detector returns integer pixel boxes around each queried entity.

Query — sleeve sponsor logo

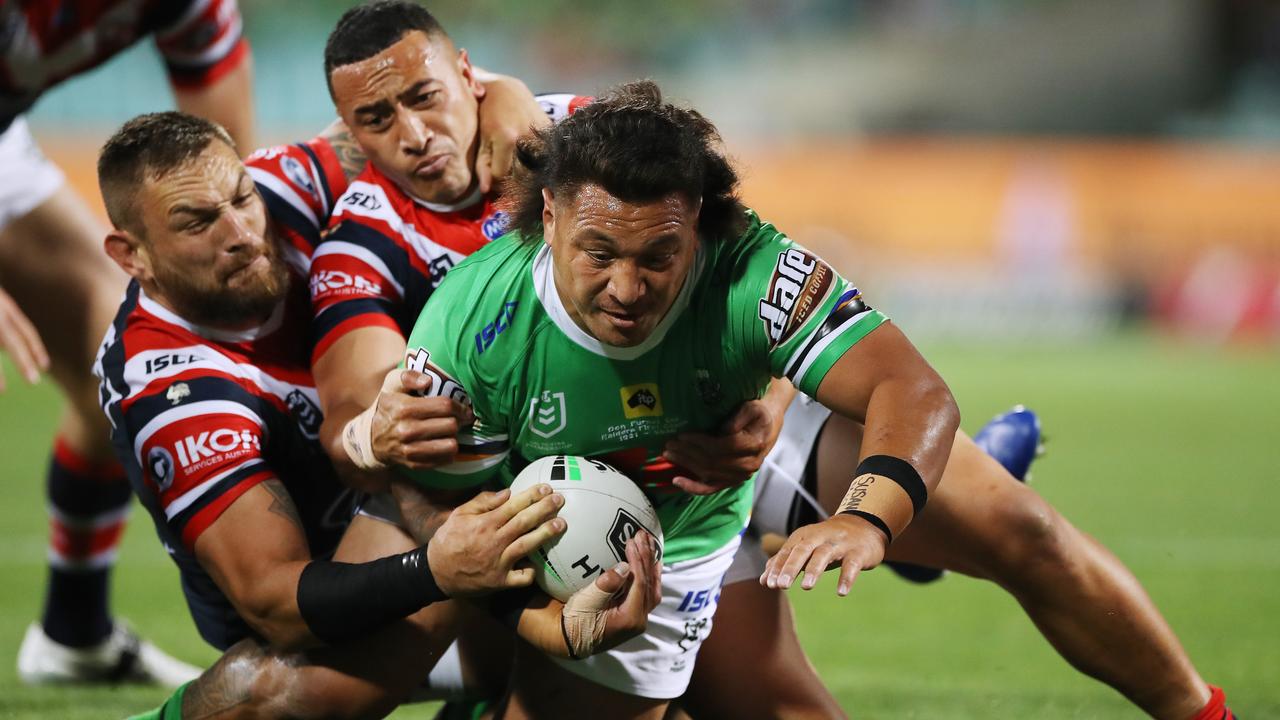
[285,390,322,439]
[428,254,456,289]
[171,427,261,474]
[619,383,663,419]
[404,348,471,407]
[147,447,176,492]
[473,301,519,354]
[309,269,382,300]
[146,354,202,375]
[481,211,510,241]
[280,156,316,195]
[758,248,835,347]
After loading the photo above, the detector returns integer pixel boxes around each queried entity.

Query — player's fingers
[397,369,434,394]
[400,438,463,469]
[801,543,838,591]
[500,514,566,565]
[398,416,462,443]
[721,400,766,434]
[503,566,535,588]
[488,134,516,181]
[457,487,512,515]
[762,544,793,588]
[0,315,42,384]
[5,296,49,377]
[671,475,721,496]
[837,556,862,597]
[777,539,820,589]
[489,483,553,524]
[594,561,631,597]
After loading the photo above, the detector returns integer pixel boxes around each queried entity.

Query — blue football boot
[886,406,1043,584]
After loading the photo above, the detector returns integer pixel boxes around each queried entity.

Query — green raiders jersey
[401,210,886,563]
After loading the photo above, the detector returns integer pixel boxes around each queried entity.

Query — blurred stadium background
[2,0,1278,717]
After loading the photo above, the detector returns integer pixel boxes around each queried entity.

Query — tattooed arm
[316,118,367,183]
[193,479,324,651]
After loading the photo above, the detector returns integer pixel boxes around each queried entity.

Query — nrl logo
[528,390,567,438]
[166,382,191,405]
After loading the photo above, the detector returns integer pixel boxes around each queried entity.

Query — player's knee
[985,491,1074,580]
[270,671,404,720]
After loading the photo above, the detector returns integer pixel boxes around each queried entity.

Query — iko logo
[342,191,382,212]
[172,428,261,469]
[528,391,567,438]
[481,211,509,240]
[166,383,191,405]
[309,269,382,298]
[145,353,202,375]
[758,247,834,346]
[280,156,315,195]
[473,301,519,354]
[147,446,175,491]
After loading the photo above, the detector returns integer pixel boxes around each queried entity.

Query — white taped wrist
[342,402,385,470]
[560,577,617,659]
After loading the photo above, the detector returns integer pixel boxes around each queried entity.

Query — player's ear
[541,188,556,247]
[104,229,152,283]
[456,48,483,99]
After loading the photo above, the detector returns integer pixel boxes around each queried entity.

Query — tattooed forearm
[318,118,367,181]
[262,479,305,533]
[390,480,449,544]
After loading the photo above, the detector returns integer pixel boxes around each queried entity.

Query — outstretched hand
[760,513,887,597]
[0,285,48,392]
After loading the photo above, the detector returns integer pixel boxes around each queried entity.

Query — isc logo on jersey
[404,348,471,407]
[758,248,835,346]
[309,269,382,299]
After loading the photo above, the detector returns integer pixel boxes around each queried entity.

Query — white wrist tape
[560,563,628,659]
[342,401,386,471]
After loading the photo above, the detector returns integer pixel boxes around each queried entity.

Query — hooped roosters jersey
[94,280,352,649]
[0,0,249,131]
[245,136,349,273]
[308,93,591,363]
[400,211,887,563]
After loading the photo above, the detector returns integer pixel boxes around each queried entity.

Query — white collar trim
[531,242,705,360]
[411,186,483,214]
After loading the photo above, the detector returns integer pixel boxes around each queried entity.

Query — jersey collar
[531,241,706,360]
[411,186,483,214]
[138,288,286,344]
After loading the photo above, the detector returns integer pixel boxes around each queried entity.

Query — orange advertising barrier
[40,132,1280,268]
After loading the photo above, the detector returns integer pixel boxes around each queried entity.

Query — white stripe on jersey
[93,321,123,431]
[119,344,320,419]
[165,458,266,520]
[783,307,878,387]
[332,180,468,277]
[313,240,406,298]
[250,166,320,230]
[133,400,265,462]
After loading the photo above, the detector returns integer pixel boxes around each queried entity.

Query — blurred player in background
[0,0,253,685]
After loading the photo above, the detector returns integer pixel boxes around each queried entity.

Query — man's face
[545,184,701,347]
[330,30,483,205]
[131,141,289,328]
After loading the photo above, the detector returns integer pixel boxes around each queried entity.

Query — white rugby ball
[509,455,663,602]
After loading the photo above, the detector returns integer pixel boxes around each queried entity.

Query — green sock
[125,681,190,720]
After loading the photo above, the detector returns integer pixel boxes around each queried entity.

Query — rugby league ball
[509,455,663,602]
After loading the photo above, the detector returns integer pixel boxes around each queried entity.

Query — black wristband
[854,455,927,515]
[297,545,447,645]
[842,510,894,544]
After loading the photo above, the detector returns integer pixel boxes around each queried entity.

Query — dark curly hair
[502,80,748,243]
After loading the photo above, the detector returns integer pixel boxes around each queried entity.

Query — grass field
[0,335,1276,718]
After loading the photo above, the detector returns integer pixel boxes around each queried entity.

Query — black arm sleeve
[296,546,448,644]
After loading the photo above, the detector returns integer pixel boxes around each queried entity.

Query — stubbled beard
[152,242,291,329]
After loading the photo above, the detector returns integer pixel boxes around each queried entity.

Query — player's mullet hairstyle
[97,111,236,236]
[323,0,445,100]
[504,80,749,244]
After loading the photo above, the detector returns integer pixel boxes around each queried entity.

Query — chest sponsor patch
[758,247,835,347]
[619,383,663,419]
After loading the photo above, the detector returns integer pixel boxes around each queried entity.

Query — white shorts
[0,117,65,232]
[550,533,742,700]
[723,395,833,585]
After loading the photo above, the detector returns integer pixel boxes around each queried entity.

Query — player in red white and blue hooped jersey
[0,0,249,131]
